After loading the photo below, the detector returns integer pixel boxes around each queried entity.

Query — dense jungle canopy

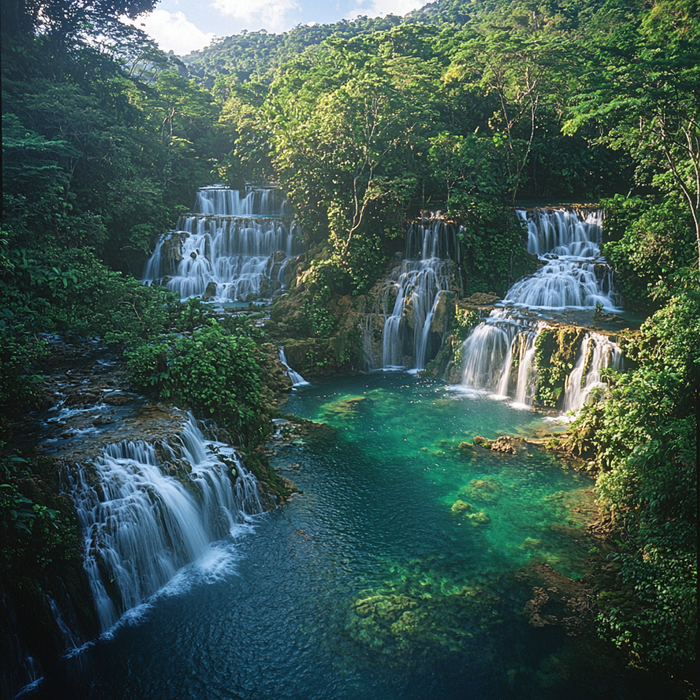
[1,0,698,694]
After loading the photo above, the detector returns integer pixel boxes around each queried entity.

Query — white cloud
[210,0,301,33]
[351,0,425,18]
[124,10,216,55]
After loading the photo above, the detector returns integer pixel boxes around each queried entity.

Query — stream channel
[30,372,675,700]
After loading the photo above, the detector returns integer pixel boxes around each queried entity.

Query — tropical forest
[1,0,697,697]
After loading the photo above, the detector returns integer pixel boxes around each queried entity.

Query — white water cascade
[64,416,263,632]
[563,332,623,411]
[507,209,620,311]
[461,311,544,406]
[142,186,302,302]
[279,347,310,388]
[460,208,621,408]
[381,216,460,371]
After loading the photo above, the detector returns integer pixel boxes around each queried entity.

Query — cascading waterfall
[279,347,310,388]
[64,416,263,632]
[460,209,621,408]
[460,311,544,404]
[380,216,460,371]
[142,186,301,302]
[508,209,620,311]
[563,332,623,412]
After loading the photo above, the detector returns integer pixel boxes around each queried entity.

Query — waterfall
[279,347,310,388]
[142,186,301,302]
[460,209,621,408]
[563,332,623,412]
[460,311,544,407]
[64,416,263,632]
[507,209,620,311]
[379,217,460,370]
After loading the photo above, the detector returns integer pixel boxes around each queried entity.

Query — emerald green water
[34,373,674,700]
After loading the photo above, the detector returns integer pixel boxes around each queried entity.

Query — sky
[122,0,427,56]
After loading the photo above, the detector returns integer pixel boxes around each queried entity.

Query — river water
[30,373,676,700]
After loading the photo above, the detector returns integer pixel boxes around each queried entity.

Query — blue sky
[124,0,427,55]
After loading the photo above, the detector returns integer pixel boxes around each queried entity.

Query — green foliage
[0,320,48,423]
[183,16,407,87]
[571,292,698,674]
[0,451,81,578]
[564,9,700,268]
[459,207,530,296]
[603,195,696,307]
[534,327,586,407]
[126,321,267,444]
[1,247,178,343]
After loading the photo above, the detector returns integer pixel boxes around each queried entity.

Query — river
[29,373,677,700]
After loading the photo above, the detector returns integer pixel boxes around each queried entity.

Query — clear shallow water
[32,374,676,700]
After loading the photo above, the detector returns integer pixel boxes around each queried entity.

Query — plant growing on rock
[126,321,267,445]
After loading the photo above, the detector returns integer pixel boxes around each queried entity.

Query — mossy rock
[451,499,473,514]
[473,435,492,448]
[466,509,491,526]
[201,281,217,301]
[461,479,503,504]
[457,441,475,454]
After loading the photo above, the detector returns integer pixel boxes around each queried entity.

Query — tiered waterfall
[142,186,302,302]
[460,208,622,410]
[64,416,263,632]
[379,216,461,371]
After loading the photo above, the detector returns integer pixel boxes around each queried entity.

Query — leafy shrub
[571,292,698,674]
[602,196,696,307]
[126,321,266,444]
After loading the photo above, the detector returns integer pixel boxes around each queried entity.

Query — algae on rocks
[533,327,587,408]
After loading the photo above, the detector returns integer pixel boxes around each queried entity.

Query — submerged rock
[466,509,490,526]
[451,499,472,514]
[457,441,475,454]
[461,479,503,504]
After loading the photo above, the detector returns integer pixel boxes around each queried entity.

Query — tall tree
[565,4,700,267]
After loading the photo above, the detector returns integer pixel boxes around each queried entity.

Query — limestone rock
[473,435,492,448]
[466,509,490,526]
[491,435,516,455]
[451,499,472,514]
[202,282,217,301]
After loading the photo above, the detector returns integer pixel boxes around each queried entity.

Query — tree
[565,7,700,268]
[2,0,157,49]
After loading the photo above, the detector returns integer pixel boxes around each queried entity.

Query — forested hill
[182,0,638,86]
[182,16,405,86]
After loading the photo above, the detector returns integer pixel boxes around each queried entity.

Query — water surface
[33,374,674,700]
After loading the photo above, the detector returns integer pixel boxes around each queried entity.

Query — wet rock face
[202,282,217,301]
[533,326,587,408]
[160,232,188,267]
[462,292,501,307]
